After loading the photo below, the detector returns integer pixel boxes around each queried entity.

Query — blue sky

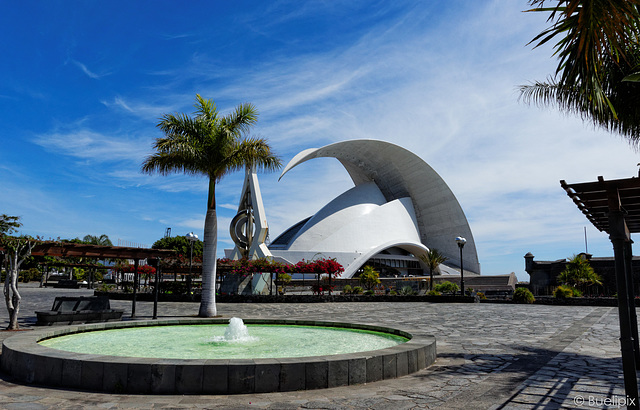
[2,1,639,281]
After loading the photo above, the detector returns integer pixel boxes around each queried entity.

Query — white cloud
[101,96,176,121]
[219,203,239,211]
[34,129,149,163]
[72,60,106,79]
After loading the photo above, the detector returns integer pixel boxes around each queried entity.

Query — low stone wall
[531,296,621,306]
[95,291,634,306]
[1,318,436,395]
[478,296,630,306]
[94,291,478,304]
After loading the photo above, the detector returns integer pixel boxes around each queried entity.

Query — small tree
[152,235,203,257]
[359,265,381,291]
[2,235,38,330]
[277,272,291,295]
[419,248,447,291]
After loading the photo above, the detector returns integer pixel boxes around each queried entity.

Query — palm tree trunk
[199,179,218,317]
[429,269,433,291]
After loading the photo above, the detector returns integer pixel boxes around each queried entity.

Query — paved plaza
[0,284,635,409]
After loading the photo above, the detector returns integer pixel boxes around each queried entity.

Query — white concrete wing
[277,139,480,276]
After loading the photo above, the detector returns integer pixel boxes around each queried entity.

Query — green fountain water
[39,318,408,359]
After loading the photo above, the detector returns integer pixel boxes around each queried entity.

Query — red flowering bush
[216,257,344,295]
[121,264,157,283]
[220,258,293,276]
[292,258,344,276]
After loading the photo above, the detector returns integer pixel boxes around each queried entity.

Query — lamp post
[186,232,198,299]
[455,237,466,297]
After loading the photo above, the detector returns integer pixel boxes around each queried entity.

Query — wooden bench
[35,296,124,326]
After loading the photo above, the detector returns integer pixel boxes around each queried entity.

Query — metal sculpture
[228,166,272,260]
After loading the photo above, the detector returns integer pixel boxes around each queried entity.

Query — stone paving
[0,284,635,409]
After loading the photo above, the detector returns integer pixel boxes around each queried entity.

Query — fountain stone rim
[1,317,436,394]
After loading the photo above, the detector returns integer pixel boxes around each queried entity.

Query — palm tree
[142,95,281,317]
[359,265,381,291]
[82,234,113,246]
[558,254,602,292]
[521,1,640,143]
[419,248,447,291]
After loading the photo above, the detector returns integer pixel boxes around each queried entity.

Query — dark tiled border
[1,318,436,394]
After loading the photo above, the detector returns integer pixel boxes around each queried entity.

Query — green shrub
[433,281,459,295]
[96,283,116,292]
[72,267,86,281]
[389,290,398,295]
[553,285,574,299]
[513,287,535,304]
[159,281,188,295]
[476,291,486,300]
[426,289,441,296]
[399,286,416,296]
[352,286,363,295]
[120,281,133,293]
[19,268,41,283]
[571,287,583,297]
[364,289,374,296]
[342,284,352,295]
[359,266,381,290]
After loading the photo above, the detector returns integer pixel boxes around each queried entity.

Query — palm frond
[194,94,219,123]
[520,75,640,144]
[220,103,259,137]
[142,94,280,183]
[525,0,640,119]
[141,151,206,176]
[214,137,282,181]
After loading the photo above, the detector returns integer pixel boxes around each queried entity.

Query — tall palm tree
[419,248,447,291]
[521,0,640,143]
[142,95,281,317]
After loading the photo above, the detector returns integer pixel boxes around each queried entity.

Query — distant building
[524,252,640,296]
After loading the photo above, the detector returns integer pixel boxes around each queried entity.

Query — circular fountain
[1,318,436,394]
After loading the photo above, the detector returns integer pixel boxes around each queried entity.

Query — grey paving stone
[0,287,634,409]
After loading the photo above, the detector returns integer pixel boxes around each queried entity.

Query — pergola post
[562,176,640,406]
[624,239,640,368]
[609,210,639,407]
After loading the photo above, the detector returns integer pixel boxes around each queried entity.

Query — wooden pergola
[561,176,640,407]
[31,242,176,319]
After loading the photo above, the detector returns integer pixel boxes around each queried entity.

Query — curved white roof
[275,139,480,276]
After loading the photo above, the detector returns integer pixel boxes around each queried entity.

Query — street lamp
[455,237,466,297]
[186,232,198,299]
